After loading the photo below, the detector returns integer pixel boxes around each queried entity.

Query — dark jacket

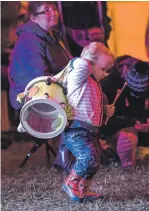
[100,56,149,144]
[101,56,149,119]
[8,21,71,110]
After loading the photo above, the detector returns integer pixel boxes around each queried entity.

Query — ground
[1,141,149,211]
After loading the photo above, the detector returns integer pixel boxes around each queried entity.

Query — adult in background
[8,1,72,111]
[8,1,73,167]
[100,56,149,168]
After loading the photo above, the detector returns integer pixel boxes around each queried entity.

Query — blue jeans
[61,129,100,177]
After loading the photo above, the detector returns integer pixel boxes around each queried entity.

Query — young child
[60,42,115,202]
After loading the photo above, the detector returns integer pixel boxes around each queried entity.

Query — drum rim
[25,76,57,92]
[20,98,67,139]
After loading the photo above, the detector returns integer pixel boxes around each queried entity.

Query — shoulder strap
[56,57,79,84]
[56,62,71,84]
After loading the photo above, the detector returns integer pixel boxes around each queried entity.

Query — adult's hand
[135,119,149,132]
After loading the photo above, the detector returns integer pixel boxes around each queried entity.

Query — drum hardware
[63,88,68,95]
[46,77,52,85]
[44,93,49,98]
[46,77,68,95]
[19,137,57,168]
[17,121,57,168]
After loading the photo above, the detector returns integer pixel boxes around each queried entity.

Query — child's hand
[106,104,115,117]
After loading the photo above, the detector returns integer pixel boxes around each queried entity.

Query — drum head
[20,98,67,139]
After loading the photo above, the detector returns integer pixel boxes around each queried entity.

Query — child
[60,42,115,202]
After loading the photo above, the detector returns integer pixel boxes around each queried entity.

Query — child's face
[92,55,114,81]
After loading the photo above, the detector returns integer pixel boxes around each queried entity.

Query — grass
[1,141,149,211]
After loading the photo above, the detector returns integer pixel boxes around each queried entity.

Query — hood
[114,55,140,76]
[113,55,149,99]
[104,55,142,88]
[125,61,149,99]
[16,21,53,43]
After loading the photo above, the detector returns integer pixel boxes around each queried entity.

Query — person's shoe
[79,178,104,201]
[62,170,83,202]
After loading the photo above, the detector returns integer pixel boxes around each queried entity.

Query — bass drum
[17,76,68,139]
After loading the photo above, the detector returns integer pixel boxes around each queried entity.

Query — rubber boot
[62,169,83,202]
[79,176,104,201]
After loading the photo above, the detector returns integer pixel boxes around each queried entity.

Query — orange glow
[107,2,149,61]
[20,1,29,9]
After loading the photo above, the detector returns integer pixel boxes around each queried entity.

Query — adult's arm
[9,32,51,87]
[135,119,149,132]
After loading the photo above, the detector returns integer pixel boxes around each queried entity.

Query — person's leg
[78,136,103,201]
[64,130,99,177]
[116,127,138,168]
[99,138,120,166]
[53,134,75,173]
[62,129,101,202]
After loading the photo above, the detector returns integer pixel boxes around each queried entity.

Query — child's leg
[62,129,101,201]
[53,134,74,173]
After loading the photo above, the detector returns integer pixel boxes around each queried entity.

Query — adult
[100,56,149,168]
[8,1,72,110]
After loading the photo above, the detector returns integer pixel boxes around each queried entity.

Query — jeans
[61,129,100,177]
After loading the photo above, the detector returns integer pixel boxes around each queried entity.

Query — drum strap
[56,62,72,86]
[56,57,79,84]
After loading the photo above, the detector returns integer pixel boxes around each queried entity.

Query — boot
[79,176,104,201]
[53,144,74,173]
[62,169,83,202]
[117,130,138,168]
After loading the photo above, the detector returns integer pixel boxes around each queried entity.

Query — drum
[17,76,68,139]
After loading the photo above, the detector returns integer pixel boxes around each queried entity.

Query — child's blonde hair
[81,42,114,65]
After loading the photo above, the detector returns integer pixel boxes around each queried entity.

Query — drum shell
[18,76,68,139]
[26,80,67,110]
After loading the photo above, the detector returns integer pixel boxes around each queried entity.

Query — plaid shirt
[65,58,103,127]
